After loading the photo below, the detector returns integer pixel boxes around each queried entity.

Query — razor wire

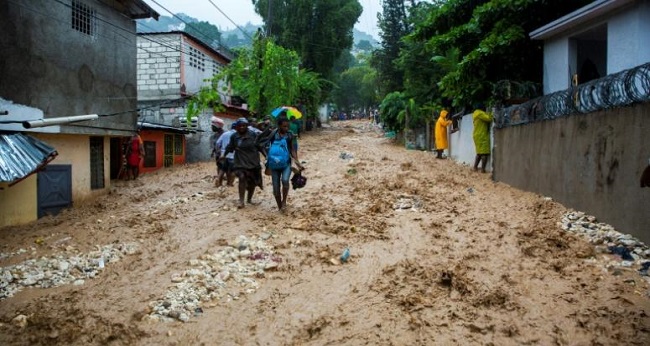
[495,62,650,128]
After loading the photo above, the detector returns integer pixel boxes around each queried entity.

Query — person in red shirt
[125,133,144,180]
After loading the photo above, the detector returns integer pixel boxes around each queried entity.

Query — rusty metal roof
[0,133,58,185]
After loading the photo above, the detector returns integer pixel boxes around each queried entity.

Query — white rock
[58,261,70,271]
[11,315,27,328]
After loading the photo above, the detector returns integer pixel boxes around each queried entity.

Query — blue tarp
[0,133,57,184]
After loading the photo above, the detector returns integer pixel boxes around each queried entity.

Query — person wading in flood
[223,118,265,208]
[264,117,304,212]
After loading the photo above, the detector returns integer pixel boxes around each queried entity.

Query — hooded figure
[472,106,493,172]
[434,109,452,159]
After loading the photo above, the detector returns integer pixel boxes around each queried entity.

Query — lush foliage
[184,21,222,48]
[187,33,326,120]
[372,0,409,95]
[378,91,407,131]
[331,65,379,113]
[252,0,363,80]
[403,0,592,109]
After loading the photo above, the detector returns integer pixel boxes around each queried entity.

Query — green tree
[184,21,222,49]
[252,0,362,79]
[373,0,409,96]
[188,34,303,118]
[355,39,374,52]
[379,91,407,131]
[332,65,377,112]
[396,1,444,110]
[410,0,592,108]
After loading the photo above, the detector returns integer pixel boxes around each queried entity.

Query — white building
[530,0,650,94]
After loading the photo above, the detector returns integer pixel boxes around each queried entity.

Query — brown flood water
[1,120,649,345]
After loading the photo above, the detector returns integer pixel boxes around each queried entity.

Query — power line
[205,0,254,41]
[3,1,229,119]
[148,0,224,48]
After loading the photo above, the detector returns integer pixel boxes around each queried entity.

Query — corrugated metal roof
[0,133,58,184]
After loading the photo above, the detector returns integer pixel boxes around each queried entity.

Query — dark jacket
[225,129,264,169]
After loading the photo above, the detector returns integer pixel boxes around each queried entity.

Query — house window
[212,61,222,75]
[89,137,104,190]
[174,134,183,155]
[188,46,206,71]
[71,0,96,37]
[143,141,156,168]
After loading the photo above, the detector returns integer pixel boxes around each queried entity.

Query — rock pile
[561,211,650,272]
[0,243,139,300]
[147,235,280,323]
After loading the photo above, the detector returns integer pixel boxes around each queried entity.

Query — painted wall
[449,114,494,172]
[0,0,137,136]
[608,2,650,74]
[543,39,571,94]
[493,103,649,244]
[32,134,110,202]
[138,130,186,174]
[0,175,37,227]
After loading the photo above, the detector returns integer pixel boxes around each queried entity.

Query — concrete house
[136,31,247,163]
[0,0,159,227]
[530,0,650,94]
[493,0,650,243]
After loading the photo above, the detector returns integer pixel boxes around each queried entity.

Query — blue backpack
[267,133,290,170]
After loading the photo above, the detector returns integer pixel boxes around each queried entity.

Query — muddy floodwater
[1,121,649,345]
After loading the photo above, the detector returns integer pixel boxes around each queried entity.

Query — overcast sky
[144,0,382,39]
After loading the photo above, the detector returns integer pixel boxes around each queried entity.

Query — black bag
[291,172,307,190]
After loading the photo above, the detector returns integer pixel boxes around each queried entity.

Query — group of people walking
[211,115,304,212]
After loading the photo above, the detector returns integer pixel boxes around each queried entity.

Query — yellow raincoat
[434,110,452,150]
[472,109,493,155]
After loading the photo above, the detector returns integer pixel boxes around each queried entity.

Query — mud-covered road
[1,121,649,345]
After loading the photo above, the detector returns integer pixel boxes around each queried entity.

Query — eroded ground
[1,121,649,345]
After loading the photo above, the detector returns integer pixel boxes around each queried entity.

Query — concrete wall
[449,114,493,171]
[608,1,650,74]
[0,0,137,135]
[137,33,230,101]
[32,134,110,202]
[543,39,571,94]
[136,33,231,163]
[0,175,37,227]
[137,34,183,101]
[493,104,649,244]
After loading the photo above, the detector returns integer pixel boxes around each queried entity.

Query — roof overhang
[530,0,636,40]
[121,0,160,20]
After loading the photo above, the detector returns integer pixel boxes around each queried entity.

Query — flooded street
[1,121,649,345]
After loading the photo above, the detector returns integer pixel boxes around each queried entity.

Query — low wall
[494,104,649,243]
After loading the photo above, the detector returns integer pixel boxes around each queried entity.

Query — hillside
[137,14,379,49]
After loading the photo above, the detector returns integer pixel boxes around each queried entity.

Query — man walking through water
[223,118,265,208]
[265,117,304,212]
